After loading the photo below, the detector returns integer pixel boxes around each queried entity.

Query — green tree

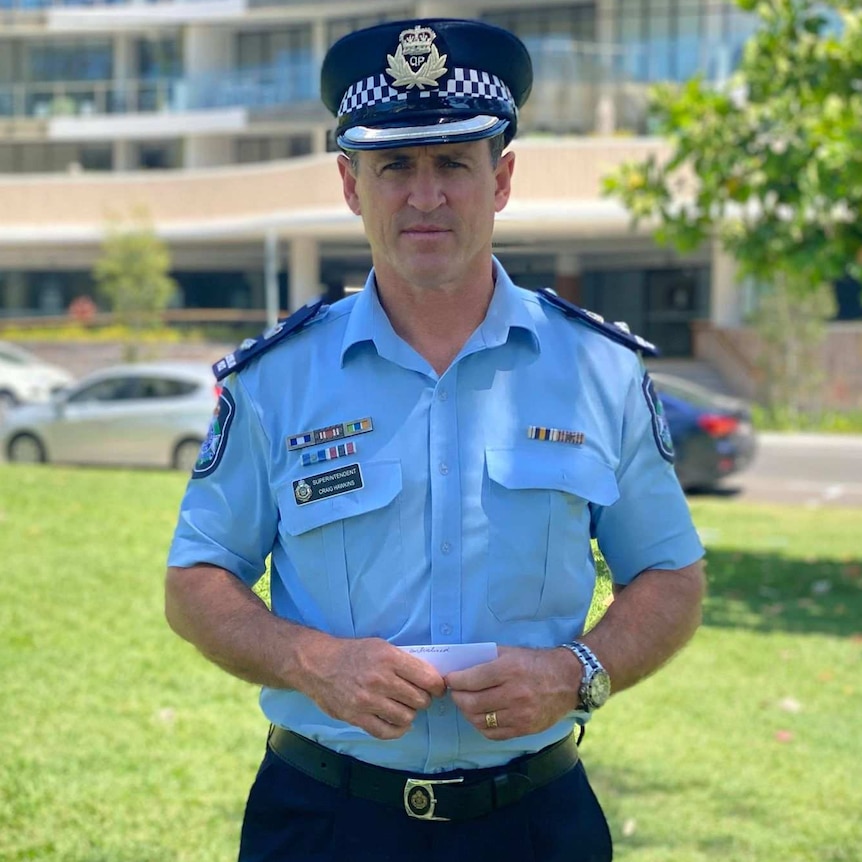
[604,0,861,418]
[93,209,177,360]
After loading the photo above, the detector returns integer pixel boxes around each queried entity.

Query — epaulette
[537,288,659,357]
[212,297,327,381]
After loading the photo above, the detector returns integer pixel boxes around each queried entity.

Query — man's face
[338,140,515,291]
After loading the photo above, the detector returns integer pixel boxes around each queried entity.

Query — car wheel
[7,433,47,464]
[173,438,203,472]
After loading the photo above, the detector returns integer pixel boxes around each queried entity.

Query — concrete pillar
[289,237,321,311]
[112,33,133,115]
[112,140,134,171]
[185,137,232,168]
[710,240,742,326]
[265,230,280,328]
[595,0,617,135]
[310,126,329,155]
[183,26,233,167]
[554,252,583,305]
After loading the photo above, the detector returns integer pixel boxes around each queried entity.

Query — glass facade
[236,135,313,163]
[27,39,113,82]
[615,0,758,83]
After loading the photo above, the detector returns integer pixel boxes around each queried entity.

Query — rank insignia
[527,426,585,445]
[287,417,373,451]
[300,441,357,467]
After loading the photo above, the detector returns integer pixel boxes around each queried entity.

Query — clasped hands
[306,638,581,741]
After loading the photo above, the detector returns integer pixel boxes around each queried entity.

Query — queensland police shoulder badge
[642,373,674,463]
[193,388,236,478]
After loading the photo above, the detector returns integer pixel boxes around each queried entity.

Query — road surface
[701,433,862,508]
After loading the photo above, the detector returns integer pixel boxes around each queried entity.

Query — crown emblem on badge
[400,25,435,56]
[386,25,448,90]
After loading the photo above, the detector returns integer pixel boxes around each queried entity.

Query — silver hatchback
[1,362,218,471]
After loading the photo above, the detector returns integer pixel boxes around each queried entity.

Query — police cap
[321,18,533,151]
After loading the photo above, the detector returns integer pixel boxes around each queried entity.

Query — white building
[1,0,859,381]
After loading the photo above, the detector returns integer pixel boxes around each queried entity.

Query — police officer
[166,17,705,862]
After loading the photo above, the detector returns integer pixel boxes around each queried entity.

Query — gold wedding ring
[484,711,498,729]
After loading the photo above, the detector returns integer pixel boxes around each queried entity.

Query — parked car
[0,340,75,410]
[1,362,218,471]
[651,372,757,490]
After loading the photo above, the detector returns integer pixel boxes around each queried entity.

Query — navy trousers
[238,746,613,862]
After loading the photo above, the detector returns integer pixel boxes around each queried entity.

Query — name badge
[293,463,364,505]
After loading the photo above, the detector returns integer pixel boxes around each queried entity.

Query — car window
[67,377,142,404]
[137,377,200,399]
[653,379,717,409]
[0,347,30,366]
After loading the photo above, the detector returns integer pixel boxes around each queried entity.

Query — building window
[237,25,312,68]
[481,4,596,40]
[136,140,182,170]
[26,40,112,82]
[136,36,183,80]
[236,135,312,164]
[326,11,412,47]
[615,0,756,84]
[79,145,113,172]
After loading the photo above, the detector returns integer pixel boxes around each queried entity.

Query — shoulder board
[536,288,659,357]
[212,298,327,381]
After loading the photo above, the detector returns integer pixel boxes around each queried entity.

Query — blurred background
[1,2,861,861]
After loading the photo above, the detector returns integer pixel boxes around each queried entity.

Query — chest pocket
[277,459,406,637]
[484,446,619,621]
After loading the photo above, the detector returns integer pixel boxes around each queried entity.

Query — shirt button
[440,623,452,636]
[438,390,449,401]
[438,703,447,714]
[439,462,449,475]
[440,542,451,554]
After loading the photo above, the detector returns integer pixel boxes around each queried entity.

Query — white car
[0,340,75,409]
[1,362,219,471]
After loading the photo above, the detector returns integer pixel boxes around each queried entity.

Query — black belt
[267,725,580,822]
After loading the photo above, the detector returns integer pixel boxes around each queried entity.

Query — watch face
[586,671,612,708]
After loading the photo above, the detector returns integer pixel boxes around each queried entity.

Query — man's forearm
[581,561,706,696]
[164,564,325,690]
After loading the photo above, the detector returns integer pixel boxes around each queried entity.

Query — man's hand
[302,637,447,740]
[446,646,580,740]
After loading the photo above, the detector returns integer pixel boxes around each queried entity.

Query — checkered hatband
[337,67,514,118]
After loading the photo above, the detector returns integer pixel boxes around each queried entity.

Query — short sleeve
[167,373,278,586]
[591,361,704,585]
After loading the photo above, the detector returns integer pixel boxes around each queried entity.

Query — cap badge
[386,26,447,91]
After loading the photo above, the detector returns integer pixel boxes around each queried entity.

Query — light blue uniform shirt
[169,261,704,772]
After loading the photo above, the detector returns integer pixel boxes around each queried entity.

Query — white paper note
[399,642,498,675]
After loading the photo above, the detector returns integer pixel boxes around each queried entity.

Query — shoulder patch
[212,298,327,381]
[193,387,236,478]
[642,372,675,463]
[536,288,659,356]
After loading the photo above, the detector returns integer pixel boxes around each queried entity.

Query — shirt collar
[340,257,540,367]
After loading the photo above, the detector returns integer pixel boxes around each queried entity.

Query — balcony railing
[0,63,317,119]
[0,0,218,9]
[0,37,748,132]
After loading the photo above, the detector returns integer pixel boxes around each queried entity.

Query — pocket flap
[486,446,619,506]
[280,460,403,536]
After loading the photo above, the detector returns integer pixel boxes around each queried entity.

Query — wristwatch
[559,641,612,712]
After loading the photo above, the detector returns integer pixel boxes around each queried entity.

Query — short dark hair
[344,133,507,172]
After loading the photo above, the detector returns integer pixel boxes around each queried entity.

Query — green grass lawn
[1,466,860,861]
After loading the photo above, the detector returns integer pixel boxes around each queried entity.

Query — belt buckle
[403,777,464,821]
